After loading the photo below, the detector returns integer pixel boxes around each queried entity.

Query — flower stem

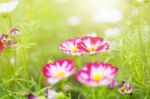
[7,14,12,28]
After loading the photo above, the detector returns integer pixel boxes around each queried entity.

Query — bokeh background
[0,0,150,98]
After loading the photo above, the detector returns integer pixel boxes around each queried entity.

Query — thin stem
[7,14,12,28]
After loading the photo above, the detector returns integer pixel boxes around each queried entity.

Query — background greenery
[0,0,150,98]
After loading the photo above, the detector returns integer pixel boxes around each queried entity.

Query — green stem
[92,88,96,99]
[7,14,12,28]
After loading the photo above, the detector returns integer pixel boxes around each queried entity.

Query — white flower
[0,0,19,13]
[104,28,120,36]
[92,9,122,23]
[67,16,81,26]
[46,89,58,99]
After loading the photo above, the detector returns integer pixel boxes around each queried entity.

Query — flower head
[46,89,58,99]
[10,28,21,36]
[78,36,110,54]
[6,40,16,47]
[60,37,82,56]
[0,34,8,41]
[43,59,76,84]
[118,81,133,94]
[0,0,19,14]
[76,62,119,87]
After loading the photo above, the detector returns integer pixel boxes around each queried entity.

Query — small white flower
[0,0,19,13]
[46,89,58,99]
[104,28,120,36]
[92,9,122,23]
[67,16,80,26]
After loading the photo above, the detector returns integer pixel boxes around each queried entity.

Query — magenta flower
[76,62,119,87]
[78,36,110,54]
[60,37,82,56]
[43,59,76,84]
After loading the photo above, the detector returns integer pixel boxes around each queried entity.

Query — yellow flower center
[121,86,126,91]
[56,71,65,78]
[87,46,96,52]
[71,46,78,52]
[92,73,104,81]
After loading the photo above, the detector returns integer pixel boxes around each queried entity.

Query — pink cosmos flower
[43,59,76,84]
[60,37,82,56]
[76,62,119,87]
[78,36,110,54]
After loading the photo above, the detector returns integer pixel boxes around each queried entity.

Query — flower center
[71,46,78,52]
[121,86,126,91]
[56,71,65,78]
[92,73,104,81]
[87,46,96,52]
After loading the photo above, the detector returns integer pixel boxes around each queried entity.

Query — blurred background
[0,0,150,98]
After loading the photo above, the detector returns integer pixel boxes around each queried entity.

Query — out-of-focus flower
[46,89,58,99]
[0,0,19,14]
[118,81,133,94]
[27,93,38,99]
[76,62,119,87]
[92,9,122,23]
[78,36,110,54]
[60,37,82,56]
[27,93,45,99]
[10,28,21,36]
[108,79,117,88]
[43,59,76,84]
[6,40,16,47]
[64,85,71,92]
[67,16,80,26]
[104,28,120,36]
[0,34,8,41]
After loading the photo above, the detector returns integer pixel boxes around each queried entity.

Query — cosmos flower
[0,0,19,14]
[10,28,21,36]
[76,62,119,87]
[104,28,120,36]
[67,16,81,26]
[43,59,76,84]
[118,81,133,94]
[78,36,110,54]
[60,37,82,56]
